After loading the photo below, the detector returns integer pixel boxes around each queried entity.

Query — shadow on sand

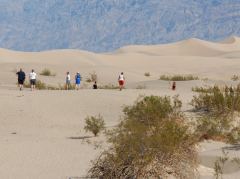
[223,144,240,151]
[67,136,93,140]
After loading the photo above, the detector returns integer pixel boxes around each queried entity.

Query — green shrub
[191,85,240,115]
[88,95,198,179]
[160,74,199,81]
[40,68,56,76]
[84,115,105,137]
[144,72,150,77]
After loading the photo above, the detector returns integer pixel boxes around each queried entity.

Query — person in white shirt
[118,72,125,91]
[66,72,71,90]
[29,69,37,91]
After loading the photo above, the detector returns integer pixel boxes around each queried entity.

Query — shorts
[18,79,24,85]
[66,80,71,85]
[30,79,36,85]
[119,80,124,86]
[76,79,81,85]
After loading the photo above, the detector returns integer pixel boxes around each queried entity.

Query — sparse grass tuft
[160,74,199,81]
[84,115,105,137]
[214,150,240,179]
[98,84,119,90]
[192,85,219,93]
[57,83,76,90]
[144,72,151,77]
[231,75,239,81]
[86,71,98,83]
[40,68,56,76]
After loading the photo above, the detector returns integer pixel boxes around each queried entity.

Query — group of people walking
[16,69,37,91]
[16,68,126,91]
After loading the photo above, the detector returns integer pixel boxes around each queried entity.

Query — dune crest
[0,36,240,62]
[220,36,240,44]
[116,36,240,57]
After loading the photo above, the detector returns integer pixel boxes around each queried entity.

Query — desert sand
[0,37,240,179]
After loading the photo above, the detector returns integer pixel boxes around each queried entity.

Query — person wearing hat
[75,72,81,90]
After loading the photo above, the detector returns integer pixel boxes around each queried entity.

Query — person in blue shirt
[75,72,81,90]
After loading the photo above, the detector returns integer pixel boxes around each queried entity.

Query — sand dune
[0,37,240,178]
[220,36,240,44]
[116,37,240,57]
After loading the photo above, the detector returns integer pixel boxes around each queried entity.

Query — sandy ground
[0,37,240,178]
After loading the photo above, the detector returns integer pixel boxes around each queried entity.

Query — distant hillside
[0,0,240,52]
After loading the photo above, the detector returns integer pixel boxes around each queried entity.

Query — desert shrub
[88,95,198,179]
[144,72,150,77]
[191,85,240,143]
[231,75,239,81]
[160,74,199,81]
[192,86,218,93]
[192,85,226,93]
[86,71,98,83]
[84,115,105,137]
[40,68,56,76]
[98,84,119,89]
[191,85,240,115]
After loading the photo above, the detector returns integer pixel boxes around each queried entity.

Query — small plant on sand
[144,72,151,77]
[86,71,98,83]
[88,95,198,179]
[231,75,239,81]
[214,149,240,179]
[98,84,119,90]
[84,115,105,137]
[191,85,240,143]
[160,74,199,81]
[40,68,56,76]
[57,83,76,90]
[214,150,229,179]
